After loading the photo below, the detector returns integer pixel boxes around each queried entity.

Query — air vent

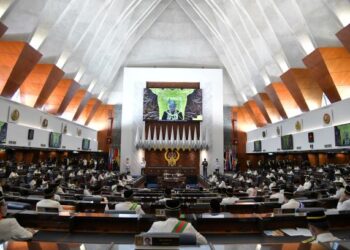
[9,141,16,145]
[296,146,302,150]
[324,144,332,148]
[41,144,46,147]
[62,146,66,149]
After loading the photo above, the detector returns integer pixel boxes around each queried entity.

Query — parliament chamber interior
[1,0,350,249]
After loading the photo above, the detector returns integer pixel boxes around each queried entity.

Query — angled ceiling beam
[0,22,7,37]
[265,82,301,119]
[61,89,88,120]
[281,68,323,112]
[84,99,102,126]
[55,80,80,116]
[0,42,42,97]
[253,93,281,123]
[336,24,350,53]
[20,64,64,108]
[303,47,350,102]
[72,91,92,121]
[243,100,267,127]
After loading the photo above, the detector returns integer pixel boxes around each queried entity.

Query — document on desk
[296,228,312,237]
[281,228,312,236]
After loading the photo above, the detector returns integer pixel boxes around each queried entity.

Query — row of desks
[2,241,350,250]
[7,209,350,234]
[5,194,340,214]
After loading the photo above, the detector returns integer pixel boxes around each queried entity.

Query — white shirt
[9,172,19,178]
[115,201,145,215]
[247,187,257,197]
[36,199,63,212]
[218,181,226,188]
[337,199,350,211]
[331,188,345,199]
[220,197,239,205]
[147,218,207,245]
[209,175,218,183]
[314,232,340,243]
[0,218,33,241]
[270,192,285,203]
[281,199,300,209]
[303,181,312,190]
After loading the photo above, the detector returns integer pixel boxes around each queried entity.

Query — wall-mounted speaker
[28,129,34,140]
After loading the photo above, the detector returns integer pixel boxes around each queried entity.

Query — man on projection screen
[162,99,183,121]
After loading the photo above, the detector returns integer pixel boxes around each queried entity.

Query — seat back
[37,207,59,213]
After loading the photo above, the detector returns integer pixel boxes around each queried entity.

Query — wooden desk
[145,167,198,176]
[2,241,346,250]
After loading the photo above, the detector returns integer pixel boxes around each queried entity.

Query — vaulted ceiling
[1,0,349,107]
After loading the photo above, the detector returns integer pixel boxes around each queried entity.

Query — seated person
[36,188,63,212]
[218,180,226,188]
[0,192,34,241]
[281,192,303,209]
[303,176,312,190]
[147,199,207,245]
[331,182,345,199]
[115,190,145,215]
[220,188,239,205]
[270,187,284,203]
[246,184,257,197]
[337,185,350,211]
[303,210,340,243]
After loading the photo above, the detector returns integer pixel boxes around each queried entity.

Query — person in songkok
[147,199,207,245]
[36,188,63,212]
[302,211,340,243]
[281,192,303,209]
[220,188,239,205]
[337,185,350,211]
[114,189,145,215]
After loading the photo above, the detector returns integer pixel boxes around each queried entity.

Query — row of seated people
[207,161,349,201]
[0,188,347,245]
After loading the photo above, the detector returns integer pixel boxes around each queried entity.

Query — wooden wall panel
[265,82,301,118]
[76,98,101,125]
[145,150,199,169]
[73,92,92,121]
[61,89,87,120]
[45,79,78,114]
[253,93,281,123]
[337,24,350,53]
[20,64,64,107]
[232,106,256,171]
[0,22,7,37]
[85,100,102,126]
[281,68,323,111]
[303,48,350,102]
[56,80,80,115]
[0,42,41,97]
[89,104,115,152]
[243,100,267,127]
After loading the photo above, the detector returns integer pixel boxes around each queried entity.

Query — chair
[296,207,325,213]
